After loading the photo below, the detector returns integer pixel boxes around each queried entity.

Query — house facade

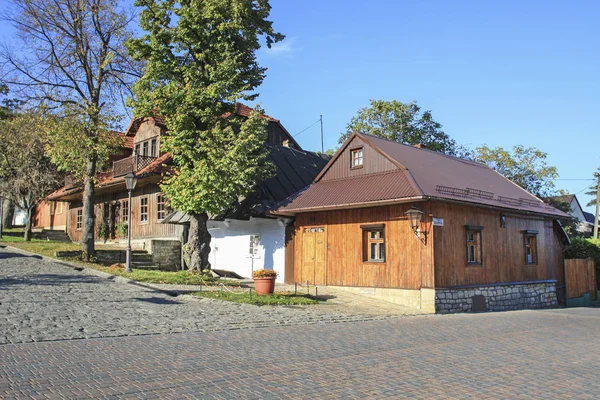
[274,133,570,313]
[43,105,327,281]
[550,194,595,237]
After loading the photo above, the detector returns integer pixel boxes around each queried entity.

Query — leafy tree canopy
[584,167,599,208]
[463,145,559,198]
[128,0,283,270]
[340,99,458,155]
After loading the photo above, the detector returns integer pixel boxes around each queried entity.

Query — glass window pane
[379,243,385,260]
[370,243,376,260]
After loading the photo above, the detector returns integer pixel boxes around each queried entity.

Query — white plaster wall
[207,218,287,282]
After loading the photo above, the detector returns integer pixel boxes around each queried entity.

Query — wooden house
[42,104,327,281]
[274,132,570,313]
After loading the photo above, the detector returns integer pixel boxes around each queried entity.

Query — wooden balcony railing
[113,155,157,177]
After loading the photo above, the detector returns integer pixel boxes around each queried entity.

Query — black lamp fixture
[405,205,424,234]
[124,171,137,273]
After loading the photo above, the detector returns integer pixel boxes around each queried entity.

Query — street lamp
[405,205,424,234]
[124,171,137,273]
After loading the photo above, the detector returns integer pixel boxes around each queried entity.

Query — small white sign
[433,217,444,227]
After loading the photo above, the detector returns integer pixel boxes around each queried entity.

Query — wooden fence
[565,258,597,300]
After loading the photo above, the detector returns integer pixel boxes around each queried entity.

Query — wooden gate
[565,258,597,301]
[301,226,326,285]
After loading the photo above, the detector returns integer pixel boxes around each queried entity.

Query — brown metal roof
[274,132,569,218]
[276,170,421,213]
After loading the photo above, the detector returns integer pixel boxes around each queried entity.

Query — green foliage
[565,237,600,266]
[544,192,579,237]
[584,167,599,208]
[45,110,124,179]
[465,145,559,198]
[0,84,21,120]
[98,223,109,242]
[128,0,283,218]
[340,99,458,155]
[116,222,128,238]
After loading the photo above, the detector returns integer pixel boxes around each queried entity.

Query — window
[465,225,483,265]
[121,200,129,223]
[150,139,157,157]
[361,224,385,262]
[142,141,149,156]
[76,209,83,230]
[249,234,260,257]
[134,143,140,156]
[56,202,63,214]
[140,197,148,223]
[351,148,363,168]
[157,194,166,221]
[524,231,538,264]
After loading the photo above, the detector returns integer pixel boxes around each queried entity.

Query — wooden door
[301,227,326,285]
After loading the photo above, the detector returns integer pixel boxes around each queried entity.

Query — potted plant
[252,269,277,295]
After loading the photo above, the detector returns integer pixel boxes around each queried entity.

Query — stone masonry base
[436,281,558,314]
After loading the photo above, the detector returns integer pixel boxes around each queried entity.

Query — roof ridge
[359,132,490,169]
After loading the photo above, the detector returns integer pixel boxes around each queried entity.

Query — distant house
[550,194,595,237]
[274,132,570,313]
[39,104,327,281]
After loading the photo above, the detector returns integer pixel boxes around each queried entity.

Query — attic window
[351,148,363,168]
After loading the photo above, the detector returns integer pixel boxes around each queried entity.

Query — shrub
[565,237,600,265]
[116,222,128,238]
[98,223,109,242]
[252,269,278,278]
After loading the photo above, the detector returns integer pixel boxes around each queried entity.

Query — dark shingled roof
[275,132,569,218]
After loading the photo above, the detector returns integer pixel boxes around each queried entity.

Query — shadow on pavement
[133,297,182,305]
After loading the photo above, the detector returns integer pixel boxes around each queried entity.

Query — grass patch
[0,238,226,286]
[194,290,319,306]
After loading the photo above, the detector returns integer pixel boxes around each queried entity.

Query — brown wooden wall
[33,201,67,230]
[565,258,597,300]
[319,136,398,181]
[294,202,435,289]
[67,183,182,242]
[432,201,565,288]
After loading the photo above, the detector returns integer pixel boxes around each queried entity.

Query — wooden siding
[33,201,67,230]
[267,121,298,149]
[320,136,398,181]
[432,201,565,288]
[67,183,181,242]
[294,202,434,289]
[565,258,597,300]
[284,225,295,284]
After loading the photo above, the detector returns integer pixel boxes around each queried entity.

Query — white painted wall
[207,218,288,282]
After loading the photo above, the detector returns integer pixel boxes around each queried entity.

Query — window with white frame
[76,209,83,230]
[351,148,363,168]
[121,200,129,223]
[140,197,148,223]
[249,234,260,257]
[157,194,166,221]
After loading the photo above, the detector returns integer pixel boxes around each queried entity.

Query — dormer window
[351,148,363,168]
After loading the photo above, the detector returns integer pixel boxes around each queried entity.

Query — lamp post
[124,171,138,273]
[0,195,4,240]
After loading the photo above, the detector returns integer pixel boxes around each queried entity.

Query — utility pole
[594,174,600,240]
[0,196,3,240]
[320,115,324,154]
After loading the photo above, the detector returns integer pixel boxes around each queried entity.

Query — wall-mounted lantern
[405,205,424,234]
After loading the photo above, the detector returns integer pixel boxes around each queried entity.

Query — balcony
[113,155,157,178]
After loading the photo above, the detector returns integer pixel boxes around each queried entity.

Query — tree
[584,167,600,208]
[1,0,142,257]
[0,83,20,228]
[128,0,283,271]
[340,99,458,155]
[0,113,63,240]
[466,145,558,198]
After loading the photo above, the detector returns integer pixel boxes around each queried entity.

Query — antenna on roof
[320,115,324,154]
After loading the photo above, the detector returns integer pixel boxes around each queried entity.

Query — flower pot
[253,276,276,295]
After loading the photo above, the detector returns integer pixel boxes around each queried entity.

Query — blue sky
[255,0,599,212]
[1,0,598,211]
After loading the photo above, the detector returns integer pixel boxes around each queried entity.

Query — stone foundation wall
[436,281,558,314]
[151,240,181,271]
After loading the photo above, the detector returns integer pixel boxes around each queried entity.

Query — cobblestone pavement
[0,246,401,345]
[1,308,599,398]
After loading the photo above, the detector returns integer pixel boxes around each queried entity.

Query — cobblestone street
[0,247,392,344]
[1,246,600,399]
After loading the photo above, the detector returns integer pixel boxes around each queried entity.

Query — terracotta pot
[253,276,276,295]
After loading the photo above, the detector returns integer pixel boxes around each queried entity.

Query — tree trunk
[81,157,97,260]
[2,198,15,228]
[24,207,33,241]
[183,212,212,271]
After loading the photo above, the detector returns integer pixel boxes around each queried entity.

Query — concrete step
[36,230,71,242]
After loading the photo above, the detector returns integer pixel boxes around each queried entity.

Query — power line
[553,178,596,181]
[574,183,596,196]
[293,119,321,138]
